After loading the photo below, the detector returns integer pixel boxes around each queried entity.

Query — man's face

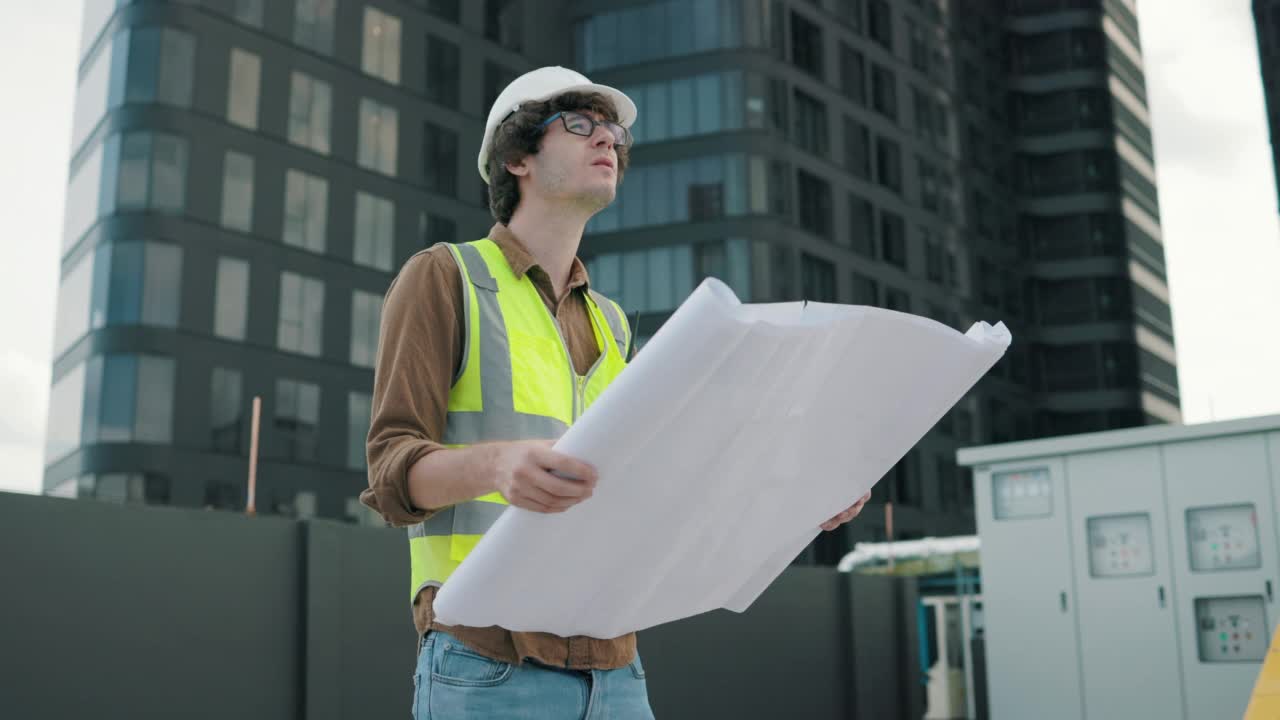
[518,110,620,212]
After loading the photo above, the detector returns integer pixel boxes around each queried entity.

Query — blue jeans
[412,630,655,719]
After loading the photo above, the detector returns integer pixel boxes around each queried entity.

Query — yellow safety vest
[407,238,631,602]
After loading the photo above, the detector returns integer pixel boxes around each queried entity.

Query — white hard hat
[477,65,637,184]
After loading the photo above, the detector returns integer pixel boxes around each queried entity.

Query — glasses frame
[538,111,633,147]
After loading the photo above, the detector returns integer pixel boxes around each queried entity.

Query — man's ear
[505,156,530,178]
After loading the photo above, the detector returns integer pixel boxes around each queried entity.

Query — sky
[1,1,1278,496]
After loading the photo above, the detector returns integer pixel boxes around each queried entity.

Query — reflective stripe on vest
[406,238,630,601]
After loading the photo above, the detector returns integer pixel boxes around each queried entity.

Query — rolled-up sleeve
[359,246,464,527]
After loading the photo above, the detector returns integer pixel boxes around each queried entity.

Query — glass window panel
[157,29,195,107]
[54,252,95,357]
[725,154,746,216]
[621,250,647,312]
[135,355,174,443]
[647,247,674,311]
[621,166,646,228]
[141,242,181,327]
[98,354,137,442]
[71,32,117,151]
[350,290,382,368]
[646,84,669,142]
[696,74,722,134]
[725,71,744,129]
[283,169,327,253]
[233,0,264,26]
[359,98,399,175]
[294,0,336,55]
[211,366,242,452]
[215,257,249,341]
[424,35,460,108]
[726,238,752,299]
[227,48,261,129]
[354,191,394,271]
[150,134,187,212]
[668,0,694,56]
[670,159,695,222]
[117,132,150,209]
[278,272,303,352]
[670,78,695,137]
[616,7,644,65]
[693,0,719,51]
[593,254,621,297]
[125,28,160,104]
[672,245,694,301]
[348,392,372,470]
[590,13,618,70]
[749,156,768,215]
[64,139,109,251]
[81,356,103,445]
[107,242,144,325]
[645,164,671,225]
[220,150,255,232]
[288,72,331,154]
[45,363,87,463]
[362,7,402,84]
[303,275,325,356]
[595,196,619,232]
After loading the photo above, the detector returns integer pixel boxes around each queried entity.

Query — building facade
[1255,0,1280,208]
[46,0,1177,564]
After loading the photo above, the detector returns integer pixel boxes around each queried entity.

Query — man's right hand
[485,440,598,514]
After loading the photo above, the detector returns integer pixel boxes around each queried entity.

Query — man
[361,66,870,718]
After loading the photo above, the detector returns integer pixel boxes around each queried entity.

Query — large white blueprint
[433,278,1011,638]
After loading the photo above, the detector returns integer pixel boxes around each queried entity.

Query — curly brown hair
[486,91,631,225]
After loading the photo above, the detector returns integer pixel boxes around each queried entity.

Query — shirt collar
[487,223,591,293]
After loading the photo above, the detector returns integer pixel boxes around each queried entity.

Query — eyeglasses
[538,111,633,147]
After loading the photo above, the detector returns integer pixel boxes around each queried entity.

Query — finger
[510,482,577,513]
[530,468,595,501]
[533,447,599,487]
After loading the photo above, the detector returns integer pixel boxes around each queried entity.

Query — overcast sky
[1,1,1278,496]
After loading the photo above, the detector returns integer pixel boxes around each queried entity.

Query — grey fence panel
[0,492,301,720]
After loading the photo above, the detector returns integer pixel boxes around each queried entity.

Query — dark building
[46,0,1178,564]
[1256,0,1280,208]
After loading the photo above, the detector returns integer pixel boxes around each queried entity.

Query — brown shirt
[359,223,636,670]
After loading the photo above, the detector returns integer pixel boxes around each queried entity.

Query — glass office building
[47,0,1177,565]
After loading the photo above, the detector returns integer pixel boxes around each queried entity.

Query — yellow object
[1244,626,1280,719]
[407,239,631,600]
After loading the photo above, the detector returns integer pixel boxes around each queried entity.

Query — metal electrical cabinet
[958,415,1280,720]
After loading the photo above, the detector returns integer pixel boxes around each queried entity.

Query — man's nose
[590,125,615,150]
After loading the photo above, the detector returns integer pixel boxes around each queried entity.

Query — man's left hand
[820,491,872,531]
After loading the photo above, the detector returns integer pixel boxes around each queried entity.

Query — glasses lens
[605,121,630,146]
[563,113,594,135]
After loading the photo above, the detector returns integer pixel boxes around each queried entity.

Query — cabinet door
[1163,435,1278,720]
[975,458,1082,720]
[1066,447,1185,720]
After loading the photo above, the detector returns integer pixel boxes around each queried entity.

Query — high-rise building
[1255,0,1280,208]
[46,0,1177,565]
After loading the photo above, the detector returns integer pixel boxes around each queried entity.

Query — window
[844,117,871,179]
[86,354,176,445]
[125,27,195,108]
[908,19,928,71]
[485,0,523,51]
[354,192,394,271]
[70,473,171,505]
[423,122,459,196]
[232,0,263,27]
[796,170,832,239]
[868,0,893,50]
[351,290,383,368]
[871,64,897,120]
[425,35,460,108]
[880,210,907,268]
[918,156,938,212]
[348,392,372,470]
[875,136,902,193]
[483,62,516,114]
[790,12,824,79]
[220,151,254,232]
[277,271,325,357]
[840,44,866,105]
[45,363,87,462]
[210,367,242,453]
[925,235,945,283]
[851,271,879,305]
[358,98,399,176]
[586,245,696,314]
[227,48,261,129]
[801,254,836,302]
[276,378,320,461]
[421,212,457,247]
[361,7,402,84]
[214,257,249,341]
[287,72,332,154]
[793,90,829,156]
[293,0,336,55]
[117,132,188,213]
[53,251,94,358]
[282,170,327,254]
[849,194,875,257]
[426,0,460,23]
[884,286,910,312]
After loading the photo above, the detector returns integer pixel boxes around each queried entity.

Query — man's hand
[487,440,598,514]
[820,491,871,531]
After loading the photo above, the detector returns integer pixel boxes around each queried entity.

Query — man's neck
[505,199,590,299]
